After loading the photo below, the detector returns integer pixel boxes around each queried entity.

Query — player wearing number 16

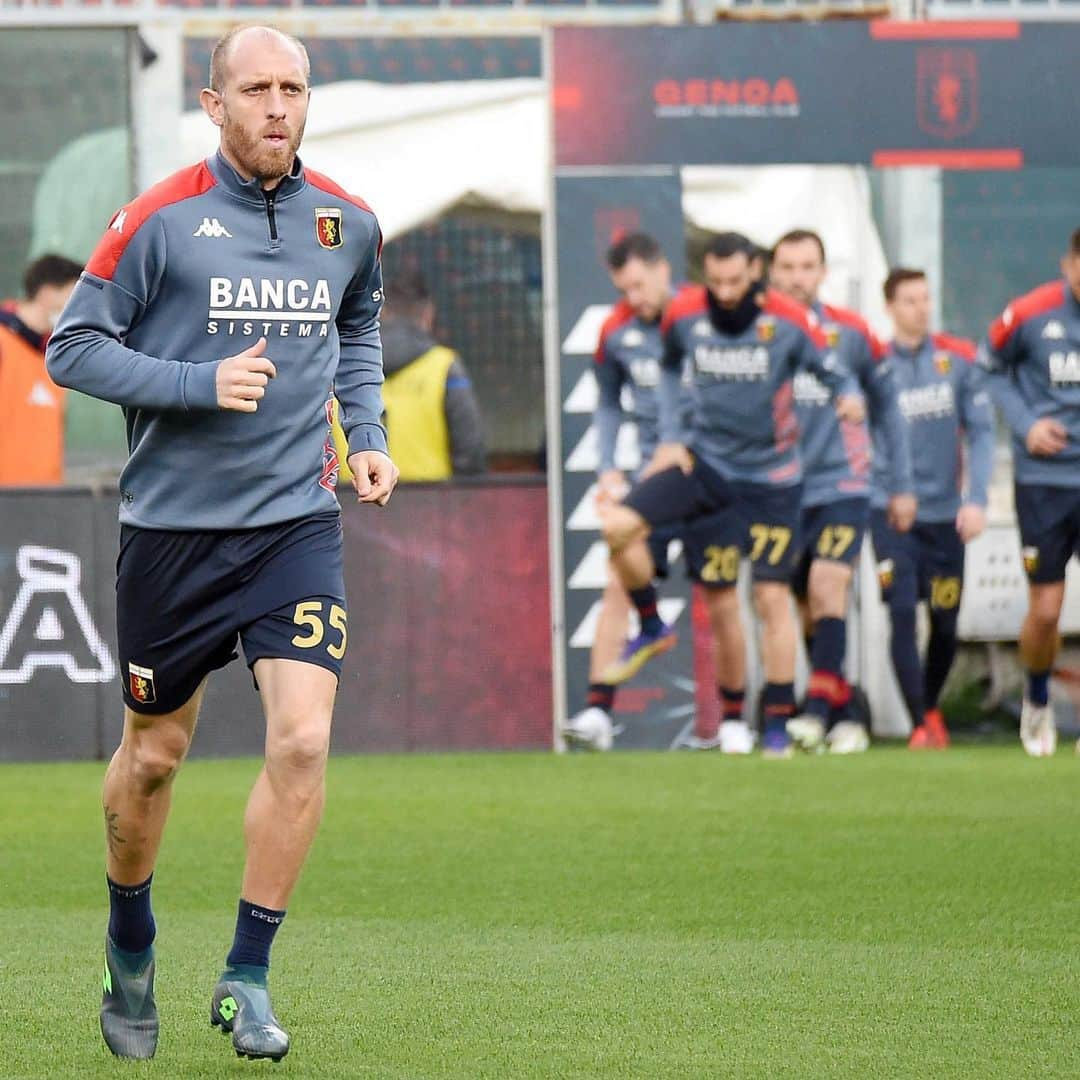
[46,25,399,1063]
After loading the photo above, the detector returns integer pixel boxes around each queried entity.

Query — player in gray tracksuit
[978,227,1080,756]
[770,228,915,755]
[46,25,397,1064]
[871,268,994,750]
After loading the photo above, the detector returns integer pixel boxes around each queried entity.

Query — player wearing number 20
[46,26,399,1063]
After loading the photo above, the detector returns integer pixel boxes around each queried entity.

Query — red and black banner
[553,22,1079,171]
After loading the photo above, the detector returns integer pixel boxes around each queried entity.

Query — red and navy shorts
[116,512,347,715]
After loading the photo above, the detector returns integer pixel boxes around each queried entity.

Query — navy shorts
[870,510,964,617]
[792,498,870,598]
[116,512,347,714]
[1014,482,1080,584]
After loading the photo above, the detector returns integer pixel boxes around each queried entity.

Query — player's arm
[593,336,626,489]
[957,360,995,541]
[977,309,1044,446]
[795,327,864,423]
[335,223,397,505]
[650,318,692,475]
[46,216,227,411]
[863,337,915,503]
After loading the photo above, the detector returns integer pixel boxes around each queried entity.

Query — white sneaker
[1019,699,1057,758]
[718,720,755,756]
[787,715,826,754]
[562,707,615,751]
[827,721,870,755]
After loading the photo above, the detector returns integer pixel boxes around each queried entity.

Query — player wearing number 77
[600,231,864,758]
[46,25,398,1064]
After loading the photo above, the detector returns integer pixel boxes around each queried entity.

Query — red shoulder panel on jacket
[660,284,707,335]
[988,280,1065,351]
[821,302,886,360]
[594,299,636,362]
[305,168,382,257]
[932,332,977,362]
[85,162,216,282]
[763,288,827,348]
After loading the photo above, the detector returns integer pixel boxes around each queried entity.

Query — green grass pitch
[1,748,1078,1078]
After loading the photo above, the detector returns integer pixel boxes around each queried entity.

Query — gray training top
[47,151,387,531]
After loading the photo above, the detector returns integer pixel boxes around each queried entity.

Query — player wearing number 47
[46,25,398,1064]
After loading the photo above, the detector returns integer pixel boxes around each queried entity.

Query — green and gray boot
[210,966,290,1061]
[101,936,159,1059]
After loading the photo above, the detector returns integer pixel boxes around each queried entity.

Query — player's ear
[200,87,225,127]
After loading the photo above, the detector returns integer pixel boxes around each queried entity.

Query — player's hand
[1025,417,1068,456]
[887,493,917,533]
[595,469,628,507]
[956,503,986,543]
[834,394,865,424]
[348,450,399,506]
[643,442,693,478]
[216,337,276,412]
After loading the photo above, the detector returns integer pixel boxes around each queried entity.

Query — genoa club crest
[315,207,343,250]
[824,325,841,349]
[128,662,156,705]
[757,318,776,343]
[916,48,978,140]
[934,352,952,376]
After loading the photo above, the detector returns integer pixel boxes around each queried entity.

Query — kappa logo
[110,209,127,234]
[193,217,233,239]
[1042,320,1066,340]
[692,319,712,338]
[621,328,645,348]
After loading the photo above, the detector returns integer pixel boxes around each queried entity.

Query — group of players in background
[563,225,1080,759]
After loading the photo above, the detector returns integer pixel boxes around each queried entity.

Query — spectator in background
[336,268,485,482]
[0,254,82,485]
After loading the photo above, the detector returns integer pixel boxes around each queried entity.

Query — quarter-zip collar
[890,336,929,360]
[207,149,306,206]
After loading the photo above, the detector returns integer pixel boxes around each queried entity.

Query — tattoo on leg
[104,805,126,856]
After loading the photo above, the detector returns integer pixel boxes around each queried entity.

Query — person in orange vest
[0,253,83,485]
[333,268,485,482]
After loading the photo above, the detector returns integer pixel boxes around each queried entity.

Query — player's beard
[221,111,306,184]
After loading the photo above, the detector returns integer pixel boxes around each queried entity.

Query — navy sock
[226,899,286,972]
[586,682,616,712]
[890,607,925,725]
[805,617,846,721]
[107,873,156,954]
[718,685,745,722]
[762,681,796,734]
[924,617,958,711]
[628,585,663,636]
[1027,669,1051,707]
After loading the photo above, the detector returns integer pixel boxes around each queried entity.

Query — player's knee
[268,715,331,776]
[128,729,189,790]
[601,506,646,553]
[1027,588,1064,631]
[752,583,792,624]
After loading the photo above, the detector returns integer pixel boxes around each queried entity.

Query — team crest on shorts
[757,318,776,342]
[128,662,156,705]
[877,558,895,591]
[934,352,952,376]
[1022,546,1039,575]
[315,207,343,250]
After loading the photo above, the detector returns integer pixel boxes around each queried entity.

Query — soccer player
[979,228,1080,756]
[770,229,916,755]
[600,231,864,757]
[563,234,735,751]
[871,269,993,749]
[46,26,398,1061]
